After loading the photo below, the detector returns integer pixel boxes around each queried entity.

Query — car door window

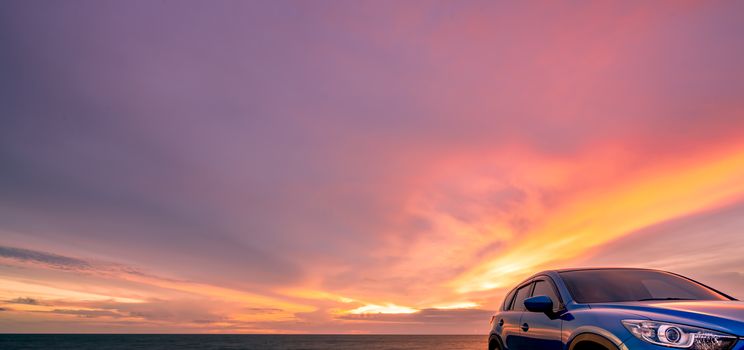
[503,288,517,311]
[532,280,561,310]
[511,283,533,311]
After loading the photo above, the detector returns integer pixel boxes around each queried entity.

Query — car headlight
[622,320,737,349]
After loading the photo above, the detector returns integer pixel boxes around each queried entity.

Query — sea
[0,334,486,350]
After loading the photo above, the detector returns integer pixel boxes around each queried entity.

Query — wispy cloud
[0,246,91,271]
[46,309,124,319]
[7,297,40,305]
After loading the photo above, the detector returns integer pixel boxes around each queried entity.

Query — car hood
[589,300,744,336]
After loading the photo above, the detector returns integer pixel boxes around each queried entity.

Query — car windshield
[559,269,731,303]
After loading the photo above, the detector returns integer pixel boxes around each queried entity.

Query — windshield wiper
[637,297,694,301]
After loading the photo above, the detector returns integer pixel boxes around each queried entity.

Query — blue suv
[488,268,744,350]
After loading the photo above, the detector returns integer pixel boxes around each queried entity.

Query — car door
[501,281,533,349]
[519,277,564,349]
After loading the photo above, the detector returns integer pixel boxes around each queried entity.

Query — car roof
[528,267,737,301]
[519,267,669,284]
[509,267,673,290]
[549,267,666,274]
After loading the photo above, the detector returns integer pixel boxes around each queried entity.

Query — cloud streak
[7,297,40,305]
[0,247,91,271]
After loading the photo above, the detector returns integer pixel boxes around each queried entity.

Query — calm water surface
[0,334,487,350]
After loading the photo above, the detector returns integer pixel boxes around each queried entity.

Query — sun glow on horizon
[347,304,418,315]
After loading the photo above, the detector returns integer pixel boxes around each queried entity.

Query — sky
[2,0,744,334]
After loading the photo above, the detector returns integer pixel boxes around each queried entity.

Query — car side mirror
[524,295,553,314]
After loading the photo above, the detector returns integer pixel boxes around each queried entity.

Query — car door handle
[521,323,529,332]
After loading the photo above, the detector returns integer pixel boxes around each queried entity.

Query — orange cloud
[452,144,744,293]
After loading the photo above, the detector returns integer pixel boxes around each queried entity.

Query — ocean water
[0,334,486,350]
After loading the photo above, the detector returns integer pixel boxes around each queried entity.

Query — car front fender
[566,326,629,350]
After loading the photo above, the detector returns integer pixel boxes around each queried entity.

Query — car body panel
[499,309,524,349]
[519,309,562,349]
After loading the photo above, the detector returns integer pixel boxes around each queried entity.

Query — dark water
[0,334,486,350]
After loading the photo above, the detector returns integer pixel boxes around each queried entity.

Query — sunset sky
[2,1,744,334]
